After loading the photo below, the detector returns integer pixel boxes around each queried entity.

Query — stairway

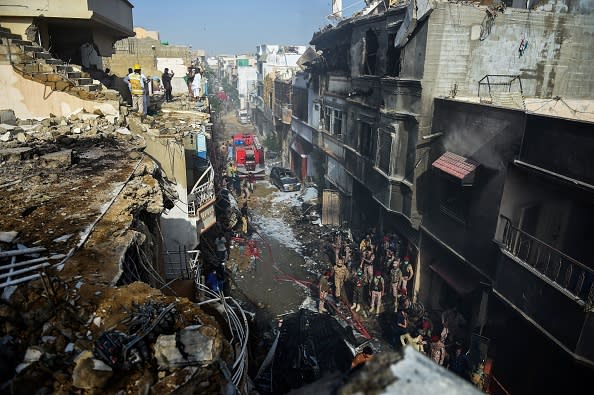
[0,25,103,96]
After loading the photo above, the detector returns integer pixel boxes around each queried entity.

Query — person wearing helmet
[127,64,147,115]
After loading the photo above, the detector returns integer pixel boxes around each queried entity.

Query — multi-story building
[235,54,257,111]
[299,0,594,391]
[253,44,306,146]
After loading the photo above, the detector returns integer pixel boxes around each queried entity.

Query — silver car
[270,167,301,192]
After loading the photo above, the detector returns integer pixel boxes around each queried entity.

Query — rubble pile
[0,108,233,393]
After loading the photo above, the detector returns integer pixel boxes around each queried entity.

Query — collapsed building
[0,3,248,393]
[276,0,594,393]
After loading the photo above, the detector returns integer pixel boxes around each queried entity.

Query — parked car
[239,110,250,124]
[270,167,301,192]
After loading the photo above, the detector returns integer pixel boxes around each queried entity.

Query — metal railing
[188,165,215,217]
[498,215,594,305]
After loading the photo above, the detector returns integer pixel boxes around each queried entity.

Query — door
[322,190,341,226]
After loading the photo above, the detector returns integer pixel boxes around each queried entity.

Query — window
[377,129,392,173]
[439,178,470,225]
[322,106,344,137]
[364,29,379,75]
[359,123,375,158]
[387,34,401,77]
[333,109,343,136]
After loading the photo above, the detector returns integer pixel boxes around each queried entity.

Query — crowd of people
[318,230,475,379]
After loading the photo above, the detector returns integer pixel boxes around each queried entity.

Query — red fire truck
[232,133,265,178]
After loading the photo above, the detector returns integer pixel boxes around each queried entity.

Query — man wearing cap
[369,270,384,315]
[399,255,414,295]
[127,64,147,115]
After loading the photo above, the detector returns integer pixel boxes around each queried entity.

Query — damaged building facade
[0,0,134,67]
[253,44,306,163]
[297,0,594,392]
[0,3,244,393]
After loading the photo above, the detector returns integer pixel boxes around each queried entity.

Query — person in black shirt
[162,68,174,102]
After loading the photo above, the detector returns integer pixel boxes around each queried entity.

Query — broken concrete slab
[40,149,72,169]
[0,147,33,161]
[0,231,18,243]
[15,132,29,143]
[127,116,147,134]
[72,350,113,390]
[0,131,11,142]
[154,325,217,369]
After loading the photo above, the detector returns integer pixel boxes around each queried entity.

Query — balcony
[494,215,594,364]
[187,166,216,234]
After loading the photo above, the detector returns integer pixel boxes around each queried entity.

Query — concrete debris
[40,149,73,169]
[0,99,227,393]
[0,231,18,243]
[154,325,219,369]
[72,350,113,390]
[116,127,132,135]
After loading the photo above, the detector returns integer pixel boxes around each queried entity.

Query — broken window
[439,178,471,225]
[324,107,332,132]
[377,129,392,173]
[322,106,344,138]
[359,123,375,158]
[333,109,343,136]
[387,34,401,77]
[364,29,379,75]
[293,87,308,122]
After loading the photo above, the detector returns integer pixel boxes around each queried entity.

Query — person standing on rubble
[319,270,331,313]
[333,258,349,302]
[191,68,202,100]
[161,67,174,102]
[127,64,147,115]
[185,65,195,98]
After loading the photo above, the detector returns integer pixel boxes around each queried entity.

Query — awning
[290,136,312,158]
[429,261,481,295]
[432,151,479,185]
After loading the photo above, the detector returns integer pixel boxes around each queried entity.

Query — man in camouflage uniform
[333,258,349,301]
[390,258,403,312]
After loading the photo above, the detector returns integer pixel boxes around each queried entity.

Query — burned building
[297,0,594,392]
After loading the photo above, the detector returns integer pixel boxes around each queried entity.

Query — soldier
[319,270,331,313]
[333,258,349,301]
[350,269,365,312]
[390,258,403,312]
[369,270,385,315]
[399,256,414,295]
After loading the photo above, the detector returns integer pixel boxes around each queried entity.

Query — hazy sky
[132,0,364,55]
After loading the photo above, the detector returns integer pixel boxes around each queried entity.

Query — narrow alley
[1,1,594,394]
